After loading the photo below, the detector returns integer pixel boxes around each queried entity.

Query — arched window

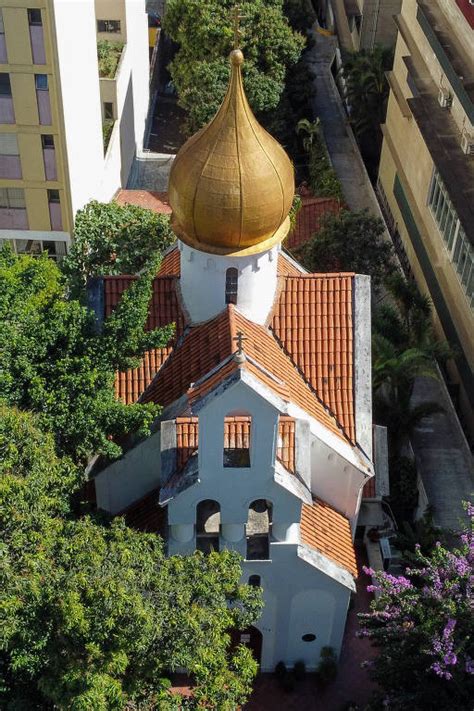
[223,413,251,467]
[248,575,261,588]
[225,267,238,304]
[246,499,272,560]
[196,500,220,554]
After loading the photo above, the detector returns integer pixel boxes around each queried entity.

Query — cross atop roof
[232,4,245,49]
[233,330,249,362]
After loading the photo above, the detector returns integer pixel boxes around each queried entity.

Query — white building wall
[124,0,149,154]
[179,241,280,325]
[52,0,104,217]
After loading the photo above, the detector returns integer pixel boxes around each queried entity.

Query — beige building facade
[377,0,474,441]
[319,0,402,52]
[0,0,149,260]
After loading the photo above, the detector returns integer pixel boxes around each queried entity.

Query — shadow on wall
[120,76,136,186]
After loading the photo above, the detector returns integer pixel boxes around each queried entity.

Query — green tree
[301,209,394,288]
[342,46,393,177]
[62,200,175,295]
[164,0,305,134]
[0,407,262,710]
[343,46,392,139]
[359,508,474,710]
[283,0,316,32]
[0,246,174,463]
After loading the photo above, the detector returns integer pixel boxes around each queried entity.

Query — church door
[231,626,263,665]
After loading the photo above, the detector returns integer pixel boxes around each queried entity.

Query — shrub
[97,40,124,79]
[316,646,338,687]
[275,661,287,680]
[293,659,306,680]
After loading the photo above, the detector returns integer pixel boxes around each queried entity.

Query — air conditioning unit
[438,86,452,108]
[461,131,474,155]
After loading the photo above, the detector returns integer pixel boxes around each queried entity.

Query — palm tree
[342,46,393,138]
[296,117,321,153]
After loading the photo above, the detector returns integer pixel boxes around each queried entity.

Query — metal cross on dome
[232,4,246,49]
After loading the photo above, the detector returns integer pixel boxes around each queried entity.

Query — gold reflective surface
[168,49,295,255]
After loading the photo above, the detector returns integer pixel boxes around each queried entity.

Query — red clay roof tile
[301,498,357,577]
[114,189,172,214]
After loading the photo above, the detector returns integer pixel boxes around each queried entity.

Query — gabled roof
[103,246,357,444]
[114,189,172,214]
[117,487,167,534]
[301,498,357,577]
[141,305,347,442]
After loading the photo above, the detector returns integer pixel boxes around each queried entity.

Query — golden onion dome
[168,48,295,256]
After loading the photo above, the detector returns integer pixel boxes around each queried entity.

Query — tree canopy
[301,209,395,289]
[0,406,262,710]
[62,200,175,295]
[164,0,305,134]
[0,246,174,463]
[359,507,474,710]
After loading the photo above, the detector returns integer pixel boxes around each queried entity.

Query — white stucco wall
[52,0,104,217]
[95,430,161,513]
[179,241,280,325]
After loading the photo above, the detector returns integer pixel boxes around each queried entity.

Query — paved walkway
[411,374,474,532]
[306,31,382,216]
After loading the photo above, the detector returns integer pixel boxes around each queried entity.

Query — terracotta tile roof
[114,189,172,214]
[105,247,356,444]
[286,196,342,252]
[277,251,304,277]
[158,246,181,276]
[141,305,346,442]
[301,498,357,577]
[104,275,186,403]
[271,274,355,443]
[118,487,167,533]
[175,415,295,473]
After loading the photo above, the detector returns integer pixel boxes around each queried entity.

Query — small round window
[302,633,316,642]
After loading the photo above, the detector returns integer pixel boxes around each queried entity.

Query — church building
[93,48,377,671]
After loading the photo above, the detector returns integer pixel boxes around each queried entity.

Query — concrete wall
[179,241,280,325]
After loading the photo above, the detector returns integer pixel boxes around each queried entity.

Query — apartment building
[0,0,149,259]
[377,0,474,441]
[318,0,402,52]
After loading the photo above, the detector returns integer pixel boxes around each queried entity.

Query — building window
[97,19,121,33]
[0,73,11,95]
[0,187,25,209]
[248,575,261,588]
[246,500,272,560]
[35,74,48,90]
[0,188,27,229]
[0,9,6,63]
[104,102,114,120]
[28,9,42,25]
[48,189,62,230]
[225,267,238,304]
[0,133,21,178]
[196,500,220,554]
[428,169,474,309]
[41,134,54,149]
[42,134,56,180]
[223,414,251,467]
[5,237,67,261]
